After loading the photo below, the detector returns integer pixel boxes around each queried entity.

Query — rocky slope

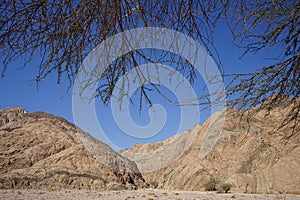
[121,103,300,194]
[0,107,144,190]
[120,126,200,173]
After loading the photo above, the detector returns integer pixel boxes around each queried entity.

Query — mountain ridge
[0,107,144,190]
[121,105,300,194]
[1,103,299,194]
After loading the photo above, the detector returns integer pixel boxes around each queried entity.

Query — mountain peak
[122,106,300,193]
[0,107,144,190]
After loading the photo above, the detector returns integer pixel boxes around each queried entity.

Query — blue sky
[0,22,275,150]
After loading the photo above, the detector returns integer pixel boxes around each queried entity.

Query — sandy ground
[0,189,299,200]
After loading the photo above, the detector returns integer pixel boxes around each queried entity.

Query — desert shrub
[203,177,220,191]
[146,181,158,188]
[220,183,232,193]
[145,182,150,188]
[150,181,159,188]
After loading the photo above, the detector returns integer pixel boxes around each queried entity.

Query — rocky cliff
[0,107,144,190]
[122,104,300,194]
[1,102,299,194]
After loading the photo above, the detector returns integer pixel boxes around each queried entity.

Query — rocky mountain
[1,99,299,194]
[120,125,200,173]
[121,102,300,194]
[0,107,144,190]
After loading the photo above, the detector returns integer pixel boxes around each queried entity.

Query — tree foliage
[0,0,299,131]
[0,0,220,95]
[223,0,299,133]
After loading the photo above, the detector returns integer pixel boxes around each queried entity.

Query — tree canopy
[1,0,299,133]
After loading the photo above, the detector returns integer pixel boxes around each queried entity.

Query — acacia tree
[0,0,221,102]
[223,0,299,133]
[0,0,299,133]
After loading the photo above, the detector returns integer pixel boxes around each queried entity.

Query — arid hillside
[0,107,144,190]
[1,102,299,194]
[122,102,300,194]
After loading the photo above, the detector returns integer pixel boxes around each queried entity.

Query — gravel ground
[1,189,299,200]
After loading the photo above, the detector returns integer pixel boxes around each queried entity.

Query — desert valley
[0,98,299,199]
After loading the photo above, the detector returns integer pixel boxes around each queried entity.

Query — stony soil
[1,189,299,200]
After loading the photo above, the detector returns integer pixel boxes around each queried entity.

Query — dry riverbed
[1,189,299,200]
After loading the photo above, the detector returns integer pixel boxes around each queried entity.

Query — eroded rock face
[0,107,28,127]
[122,106,300,194]
[120,126,199,173]
[0,108,144,190]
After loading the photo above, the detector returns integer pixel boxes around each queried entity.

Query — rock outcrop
[0,107,144,190]
[1,100,299,194]
[0,107,27,127]
[122,103,300,194]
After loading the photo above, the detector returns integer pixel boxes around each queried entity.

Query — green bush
[145,181,159,188]
[220,183,232,193]
[203,177,220,191]
[145,182,150,188]
[150,181,158,188]
[204,177,233,193]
